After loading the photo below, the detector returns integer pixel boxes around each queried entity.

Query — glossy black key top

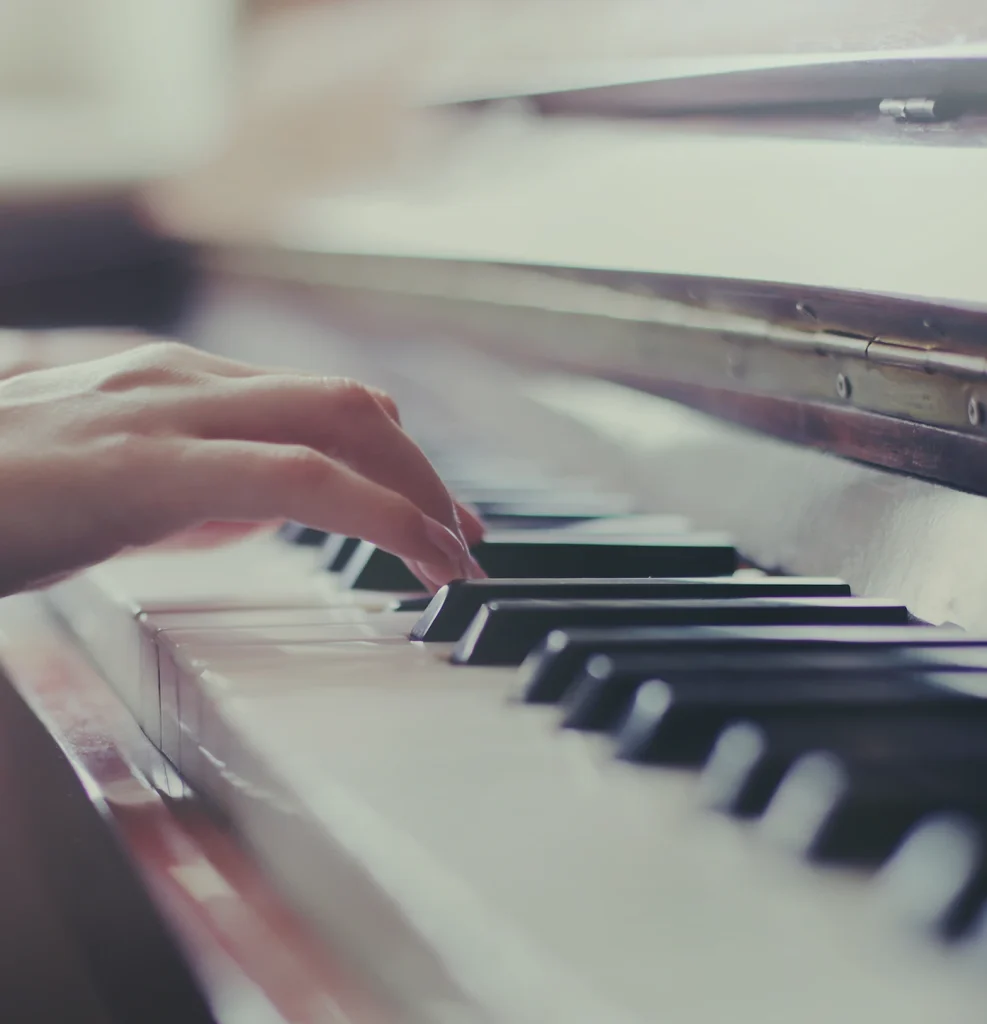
[555,649,949,732]
[763,754,987,865]
[701,714,987,817]
[339,541,424,592]
[453,598,909,666]
[469,533,738,579]
[879,816,987,940]
[519,625,987,704]
[471,497,640,525]
[614,671,985,765]
[393,594,434,612]
[412,576,852,642]
[319,535,361,572]
[278,522,329,547]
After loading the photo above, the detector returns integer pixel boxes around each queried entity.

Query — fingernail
[455,501,486,539]
[422,516,469,570]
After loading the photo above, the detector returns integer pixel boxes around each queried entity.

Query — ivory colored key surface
[46,521,987,1022]
[157,635,987,1024]
[50,532,413,745]
[153,613,429,772]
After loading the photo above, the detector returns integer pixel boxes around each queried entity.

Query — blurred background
[0,0,984,338]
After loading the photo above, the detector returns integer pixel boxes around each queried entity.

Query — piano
[6,40,987,1024]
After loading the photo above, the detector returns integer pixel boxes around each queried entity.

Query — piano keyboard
[47,451,987,1024]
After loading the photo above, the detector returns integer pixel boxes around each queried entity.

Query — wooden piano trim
[0,594,395,1024]
[207,250,987,498]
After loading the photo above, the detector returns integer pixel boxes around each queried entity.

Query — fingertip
[455,501,486,544]
[405,560,443,594]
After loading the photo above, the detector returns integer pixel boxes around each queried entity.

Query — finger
[146,439,475,585]
[455,501,486,546]
[186,376,464,540]
[149,521,274,550]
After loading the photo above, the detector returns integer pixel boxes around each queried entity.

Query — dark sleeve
[0,193,197,334]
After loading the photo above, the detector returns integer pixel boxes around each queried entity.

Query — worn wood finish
[0,594,396,1024]
[0,618,215,1024]
[206,260,987,496]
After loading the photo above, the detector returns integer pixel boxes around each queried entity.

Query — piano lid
[210,40,987,496]
[432,43,987,115]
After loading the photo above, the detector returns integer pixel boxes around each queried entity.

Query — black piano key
[519,625,987,705]
[392,594,434,612]
[762,755,987,865]
[879,816,987,940]
[277,522,329,547]
[412,576,852,642]
[555,648,954,732]
[701,714,987,818]
[339,541,424,592]
[318,535,361,572]
[468,533,738,579]
[481,513,611,530]
[470,497,640,524]
[613,672,985,766]
[340,529,734,592]
[453,487,629,512]
[452,598,909,667]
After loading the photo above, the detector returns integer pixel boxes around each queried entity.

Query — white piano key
[45,482,987,1023]
[169,640,987,1024]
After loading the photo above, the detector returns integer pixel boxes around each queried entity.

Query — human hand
[0,338,484,596]
[0,329,143,380]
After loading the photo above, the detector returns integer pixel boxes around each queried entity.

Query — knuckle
[93,340,196,392]
[276,445,331,491]
[327,378,385,421]
[96,430,144,460]
[140,339,192,363]
[374,492,425,542]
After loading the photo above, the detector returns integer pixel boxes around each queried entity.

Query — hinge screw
[968,396,982,426]
[836,373,851,400]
